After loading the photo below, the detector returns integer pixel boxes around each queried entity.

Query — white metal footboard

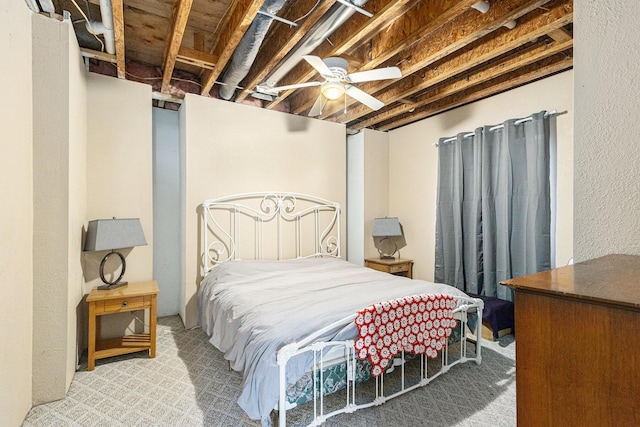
[276,296,484,427]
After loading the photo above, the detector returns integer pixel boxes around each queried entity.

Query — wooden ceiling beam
[161,0,194,93]
[80,47,117,63]
[376,52,573,131]
[336,0,574,124]
[548,27,572,42]
[352,39,573,130]
[111,0,126,78]
[200,0,264,95]
[288,0,518,114]
[233,0,339,103]
[304,0,559,119]
[88,0,172,18]
[264,0,428,110]
[367,0,477,66]
[175,47,218,70]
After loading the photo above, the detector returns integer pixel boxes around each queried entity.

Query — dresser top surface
[501,254,640,309]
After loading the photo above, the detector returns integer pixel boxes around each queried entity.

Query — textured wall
[66,15,88,391]
[347,132,365,262]
[180,94,346,327]
[362,129,390,260]
[86,74,153,287]
[574,1,640,261]
[346,129,390,265]
[86,74,153,336]
[0,2,34,425]
[31,13,87,405]
[32,12,87,403]
[389,71,574,281]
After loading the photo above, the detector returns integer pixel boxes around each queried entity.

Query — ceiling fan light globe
[321,82,345,100]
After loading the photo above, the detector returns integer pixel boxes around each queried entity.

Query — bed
[198,192,484,426]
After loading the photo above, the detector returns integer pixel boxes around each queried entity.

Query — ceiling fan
[256,55,402,117]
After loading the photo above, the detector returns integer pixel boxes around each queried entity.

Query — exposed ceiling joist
[336,0,574,124]
[176,47,218,70]
[548,26,572,42]
[111,0,126,78]
[81,47,117,63]
[255,0,422,107]
[60,0,574,129]
[311,0,559,119]
[200,0,264,95]
[270,0,476,111]
[161,0,194,92]
[377,53,573,131]
[353,39,573,130]
[233,0,339,103]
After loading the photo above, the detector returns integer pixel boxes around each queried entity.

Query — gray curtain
[434,111,551,300]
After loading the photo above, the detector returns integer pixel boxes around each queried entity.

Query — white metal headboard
[202,192,341,274]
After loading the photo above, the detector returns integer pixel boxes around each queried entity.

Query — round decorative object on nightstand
[98,250,127,290]
[376,236,398,259]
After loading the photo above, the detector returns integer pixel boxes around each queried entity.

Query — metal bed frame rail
[276,295,484,427]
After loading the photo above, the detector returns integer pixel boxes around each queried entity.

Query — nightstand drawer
[364,258,413,279]
[389,264,409,274]
[97,296,147,314]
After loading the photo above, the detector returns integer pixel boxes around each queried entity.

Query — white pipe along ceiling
[85,0,116,55]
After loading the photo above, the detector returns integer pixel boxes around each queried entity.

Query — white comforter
[198,257,469,425]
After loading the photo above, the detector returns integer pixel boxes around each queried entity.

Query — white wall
[347,129,391,265]
[66,14,88,390]
[31,13,87,404]
[85,73,153,335]
[347,132,365,262]
[153,107,181,316]
[0,2,34,425]
[362,129,391,260]
[389,70,574,281]
[180,94,346,327]
[574,1,640,261]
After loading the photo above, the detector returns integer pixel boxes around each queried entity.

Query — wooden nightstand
[365,258,414,279]
[86,280,159,371]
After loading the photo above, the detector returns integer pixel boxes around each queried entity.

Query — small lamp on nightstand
[372,217,406,259]
[84,218,147,290]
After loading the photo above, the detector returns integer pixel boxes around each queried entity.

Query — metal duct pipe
[218,0,287,100]
[85,0,115,55]
[264,0,368,88]
[220,0,369,99]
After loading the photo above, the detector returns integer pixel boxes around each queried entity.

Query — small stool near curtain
[434,111,552,301]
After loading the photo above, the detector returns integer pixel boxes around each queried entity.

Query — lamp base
[99,251,127,290]
[379,255,396,260]
[97,281,128,291]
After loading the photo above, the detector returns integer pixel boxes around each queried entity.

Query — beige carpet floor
[22,315,516,427]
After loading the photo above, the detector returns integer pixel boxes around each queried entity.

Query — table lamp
[84,218,147,290]
[372,217,406,259]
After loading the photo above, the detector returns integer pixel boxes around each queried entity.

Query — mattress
[198,257,470,424]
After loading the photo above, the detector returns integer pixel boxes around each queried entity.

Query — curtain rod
[433,110,568,147]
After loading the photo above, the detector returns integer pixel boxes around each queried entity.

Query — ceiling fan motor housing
[323,57,349,80]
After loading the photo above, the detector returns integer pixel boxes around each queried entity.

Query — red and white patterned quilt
[354,293,457,377]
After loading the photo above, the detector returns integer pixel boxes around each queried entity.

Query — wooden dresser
[501,254,640,426]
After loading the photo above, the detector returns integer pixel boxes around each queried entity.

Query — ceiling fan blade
[308,94,328,117]
[347,66,402,83]
[345,85,385,111]
[260,81,322,93]
[303,55,334,78]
